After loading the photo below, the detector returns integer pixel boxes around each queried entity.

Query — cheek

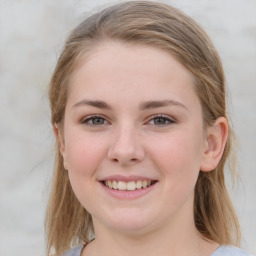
[148,128,204,185]
[64,131,106,176]
[64,132,106,209]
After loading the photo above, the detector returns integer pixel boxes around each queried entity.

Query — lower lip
[100,182,158,200]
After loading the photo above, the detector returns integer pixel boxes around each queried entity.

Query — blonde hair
[45,1,240,255]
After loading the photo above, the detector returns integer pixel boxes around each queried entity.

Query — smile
[104,180,155,191]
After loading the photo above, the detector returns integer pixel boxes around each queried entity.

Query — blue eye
[81,116,108,126]
[148,115,174,126]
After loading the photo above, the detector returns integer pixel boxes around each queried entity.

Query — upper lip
[98,175,157,182]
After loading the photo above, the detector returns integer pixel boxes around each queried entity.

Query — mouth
[102,180,158,191]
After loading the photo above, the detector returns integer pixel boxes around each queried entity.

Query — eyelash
[81,115,109,126]
[80,114,175,127]
[147,114,175,126]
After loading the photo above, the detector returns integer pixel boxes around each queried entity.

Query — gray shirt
[62,245,252,256]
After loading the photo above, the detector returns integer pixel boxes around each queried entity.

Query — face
[59,41,209,235]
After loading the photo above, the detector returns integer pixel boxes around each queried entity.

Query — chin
[100,209,154,234]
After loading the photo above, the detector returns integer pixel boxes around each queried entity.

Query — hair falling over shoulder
[45,1,241,255]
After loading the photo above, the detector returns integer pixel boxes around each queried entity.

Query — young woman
[45,1,252,256]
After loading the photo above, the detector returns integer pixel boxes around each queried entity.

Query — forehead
[67,41,200,110]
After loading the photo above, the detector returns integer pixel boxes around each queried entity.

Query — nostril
[111,158,138,163]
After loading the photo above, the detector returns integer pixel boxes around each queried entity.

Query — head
[46,1,240,254]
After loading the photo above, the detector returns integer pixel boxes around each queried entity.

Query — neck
[84,211,218,256]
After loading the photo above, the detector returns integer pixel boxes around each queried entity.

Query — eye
[81,115,109,126]
[147,114,175,126]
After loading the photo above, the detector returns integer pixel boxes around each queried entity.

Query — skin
[57,41,228,256]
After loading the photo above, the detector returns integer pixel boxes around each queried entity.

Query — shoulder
[62,245,83,256]
[211,245,253,256]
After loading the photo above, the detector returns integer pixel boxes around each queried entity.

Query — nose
[107,124,145,166]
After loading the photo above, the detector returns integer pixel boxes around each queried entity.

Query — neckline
[81,238,95,256]
[80,241,226,256]
[210,245,222,255]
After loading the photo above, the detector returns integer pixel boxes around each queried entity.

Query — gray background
[0,0,255,255]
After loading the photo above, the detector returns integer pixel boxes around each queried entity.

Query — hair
[45,1,241,255]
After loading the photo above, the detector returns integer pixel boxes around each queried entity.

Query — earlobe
[200,117,228,172]
[54,123,68,170]
[54,124,65,154]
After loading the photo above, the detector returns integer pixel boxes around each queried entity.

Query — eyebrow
[72,99,188,111]
[73,100,112,110]
[139,100,188,111]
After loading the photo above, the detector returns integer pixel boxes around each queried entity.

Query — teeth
[127,181,136,191]
[104,180,153,191]
[117,181,126,190]
[112,180,118,190]
[107,180,113,189]
[136,180,142,189]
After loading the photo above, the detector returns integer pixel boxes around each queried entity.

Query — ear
[200,117,228,172]
[54,124,69,170]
